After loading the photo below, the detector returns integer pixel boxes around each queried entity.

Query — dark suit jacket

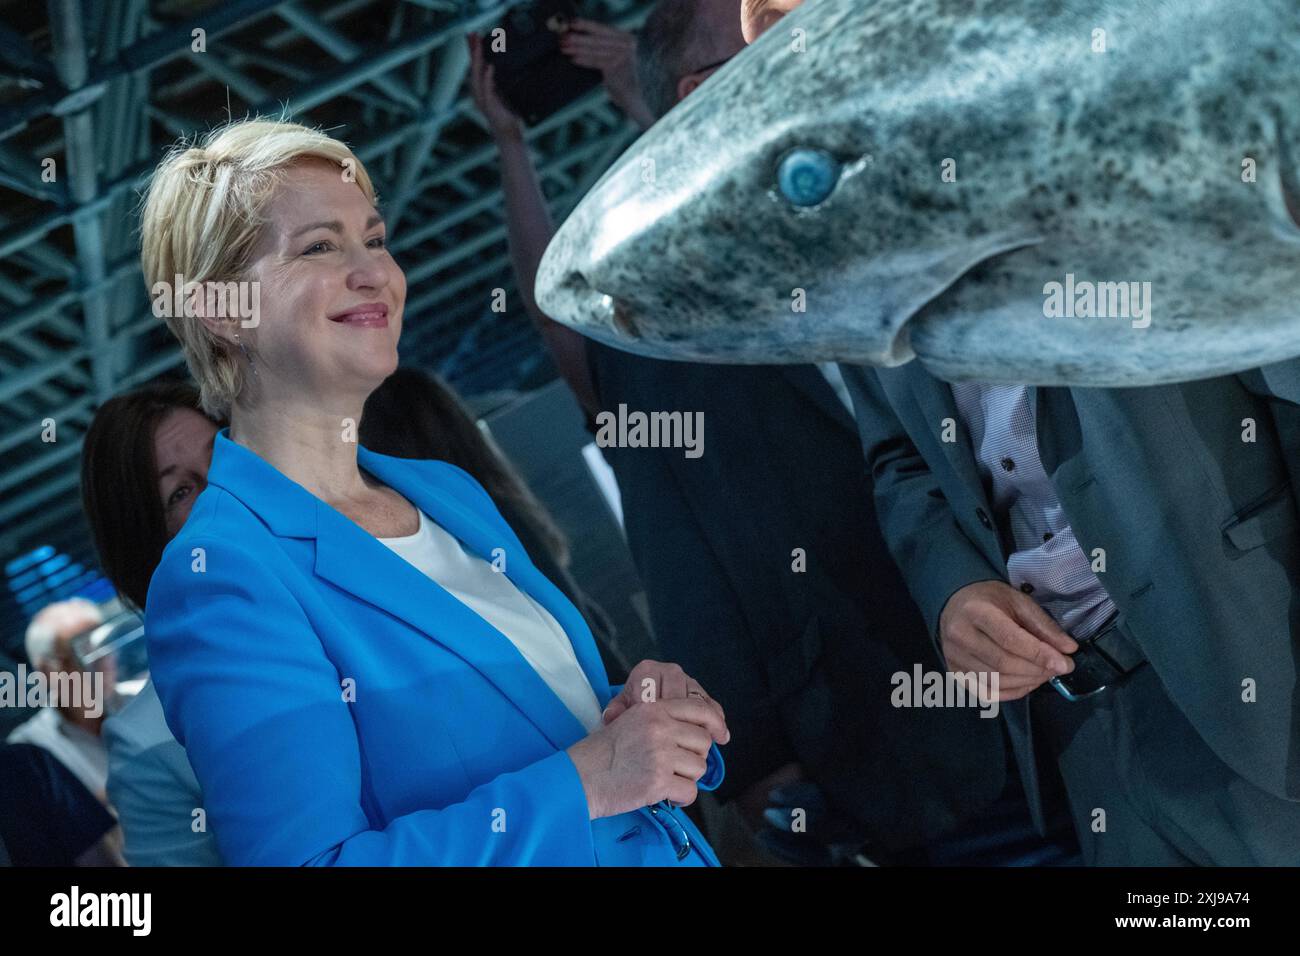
[587,342,1009,852]
[0,743,115,866]
[841,359,1300,826]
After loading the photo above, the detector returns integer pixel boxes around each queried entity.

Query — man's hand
[559,19,656,129]
[939,580,1078,701]
[603,659,730,744]
[467,32,523,141]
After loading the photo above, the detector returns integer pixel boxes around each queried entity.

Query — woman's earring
[233,331,258,378]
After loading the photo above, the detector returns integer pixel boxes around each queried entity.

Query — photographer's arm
[468,33,606,417]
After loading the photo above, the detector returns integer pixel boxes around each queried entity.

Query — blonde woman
[139,119,729,866]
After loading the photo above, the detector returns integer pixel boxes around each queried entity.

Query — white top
[7,706,110,799]
[377,509,604,732]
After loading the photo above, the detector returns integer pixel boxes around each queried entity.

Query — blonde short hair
[139,117,378,418]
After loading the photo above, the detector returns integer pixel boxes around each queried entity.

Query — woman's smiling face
[238,156,406,410]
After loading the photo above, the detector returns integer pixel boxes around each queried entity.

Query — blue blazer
[145,429,723,866]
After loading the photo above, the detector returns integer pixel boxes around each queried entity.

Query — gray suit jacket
[840,359,1300,822]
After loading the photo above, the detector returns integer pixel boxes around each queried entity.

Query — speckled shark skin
[535,0,1300,385]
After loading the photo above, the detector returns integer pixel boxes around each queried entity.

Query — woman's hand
[467,32,524,141]
[601,659,729,742]
[566,697,728,819]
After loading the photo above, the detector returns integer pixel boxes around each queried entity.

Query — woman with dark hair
[361,367,626,679]
[79,380,224,865]
[80,380,223,610]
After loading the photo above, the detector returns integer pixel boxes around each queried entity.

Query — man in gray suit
[839,359,1300,865]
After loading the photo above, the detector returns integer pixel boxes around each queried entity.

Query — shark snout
[540,267,643,344]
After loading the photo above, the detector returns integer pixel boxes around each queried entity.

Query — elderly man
[7,598,110,801]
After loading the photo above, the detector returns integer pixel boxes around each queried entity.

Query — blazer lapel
[355,449,611,733]
[498,551,613,710]
[360,448,612,702]
[1030,384,1087,480]
[208,430,595,751]
[905,366,994,515]
[781,365,859,435]
[311,503,590,751]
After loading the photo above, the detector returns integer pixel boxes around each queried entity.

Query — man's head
[24,599,104,674]
[740,0,804,44]
[637,0,747,121]
[24,599,107,730]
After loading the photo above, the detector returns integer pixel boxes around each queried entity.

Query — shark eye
[777,148,841,207]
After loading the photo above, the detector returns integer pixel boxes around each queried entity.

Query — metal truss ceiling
[0,0,650,592]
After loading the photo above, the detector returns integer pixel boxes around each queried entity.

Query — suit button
[1000,457,1015,472]
[1020,582,1035,595]
[1043,532,1054,542]
[977,508,992,529]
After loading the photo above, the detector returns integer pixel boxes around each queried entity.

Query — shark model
[535,0,1300,385]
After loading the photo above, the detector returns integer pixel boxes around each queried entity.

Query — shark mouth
[548,269,645,344]
[1274,111,1300,232]
[1283,170,1300,230]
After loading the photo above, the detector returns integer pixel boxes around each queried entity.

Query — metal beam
[0,0,656,606]
[276,1,421,111]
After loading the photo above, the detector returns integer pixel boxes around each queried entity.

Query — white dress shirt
[377,508,604,732]
[949,382,1117,639]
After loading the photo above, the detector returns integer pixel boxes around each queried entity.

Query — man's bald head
[24,598,103,671]
[637,0,747,120]
[741,0,804,44]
